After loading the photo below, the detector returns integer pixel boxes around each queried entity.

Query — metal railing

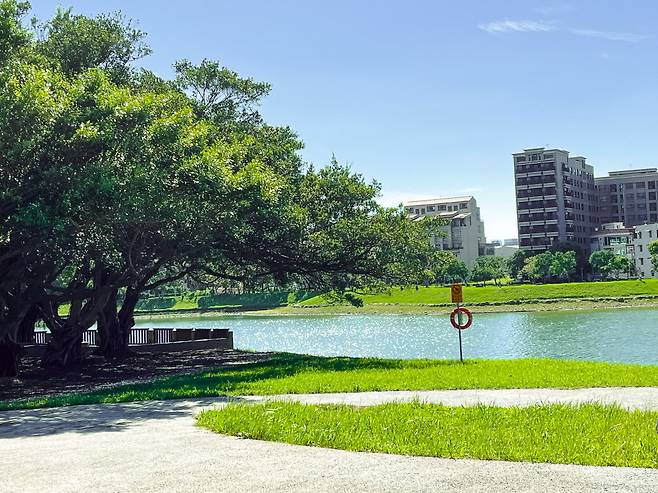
[31,328,231,346]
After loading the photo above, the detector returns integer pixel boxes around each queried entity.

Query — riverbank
[132,295,658,318]
[131,279,658,317]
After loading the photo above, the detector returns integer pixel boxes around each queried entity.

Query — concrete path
[247,386,658,410]
[2,389,658,492]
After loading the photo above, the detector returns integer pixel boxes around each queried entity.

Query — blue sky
[27,1,658,240]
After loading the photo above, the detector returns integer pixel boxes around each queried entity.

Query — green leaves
[0,1,31,66]
[34,8,151,82]
[589,250,633,280]
[522,251,577,282]
[174,58,271,124]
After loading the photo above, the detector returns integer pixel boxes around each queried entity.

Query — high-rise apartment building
[404,196,486,267]
[595,169,658,227]
[513,148,598,253]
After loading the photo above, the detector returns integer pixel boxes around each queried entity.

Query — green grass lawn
[197,401,658,468]
[300,279,658,306]
[4,354,658,411]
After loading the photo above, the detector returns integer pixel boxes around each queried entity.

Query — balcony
[515,164,556,175]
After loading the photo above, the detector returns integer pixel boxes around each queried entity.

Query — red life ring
[450,307,473,330]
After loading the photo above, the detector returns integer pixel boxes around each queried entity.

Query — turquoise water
[134,309,658,364]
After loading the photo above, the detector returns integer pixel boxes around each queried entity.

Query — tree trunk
[17,307,39,344]
[98,287,140,359]
[41,323,85,369]
[0,336,22,377]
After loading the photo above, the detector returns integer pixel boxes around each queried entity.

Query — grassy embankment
[116,279,658,317]
[197,401,658,468]
[275,278,658,314]
[4,353,658,410]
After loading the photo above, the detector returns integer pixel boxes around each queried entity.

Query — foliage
[195,291,317,309]
[522,251,576,282]
[0,2,438,372]
[174,58,270,124]
[134,297,177,311]
[589,250,633,280]
[33,7,151,82]
[649,240,658,274]
[199,402,658,468]
[427,251,468,284]
[550,241,589,278]
[507,249,528,279]
[470,256,508,285]
[0,0,30,65]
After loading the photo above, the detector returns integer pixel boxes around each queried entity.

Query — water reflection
[135,309,658,364]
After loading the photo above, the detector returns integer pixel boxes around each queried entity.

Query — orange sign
[451,283,463,303]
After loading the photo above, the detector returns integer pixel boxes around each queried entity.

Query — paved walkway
[2,388,658,492]
[247,386,658,410]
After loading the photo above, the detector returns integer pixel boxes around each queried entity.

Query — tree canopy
[0,1,437,375]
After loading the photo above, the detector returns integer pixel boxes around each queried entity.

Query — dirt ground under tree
[0,349,274,402]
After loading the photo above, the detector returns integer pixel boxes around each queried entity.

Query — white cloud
[479,19,556,34]
[571,29,650,42]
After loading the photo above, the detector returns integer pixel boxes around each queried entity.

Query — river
[134,308,658,365]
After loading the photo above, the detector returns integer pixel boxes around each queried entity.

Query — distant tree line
[414,239,643,288]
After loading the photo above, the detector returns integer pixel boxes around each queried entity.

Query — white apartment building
[590,222,635,257]
[632,223,658,278]
[404,196,486,267]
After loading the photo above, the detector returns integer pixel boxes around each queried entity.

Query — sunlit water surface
[135,309,658,364]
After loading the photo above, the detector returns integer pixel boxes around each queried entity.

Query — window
[610,184,618,192]
[649,181,656,189]
[640,258,644,265]
[427,205,435,212]
[636,182,646,189]
[637,231,643,239]
[459,203,467,209]
[651,203,657,211]
[515,156,527,163]
[638,192,647,200]
[626,183,634,190]
[439,205,446,211]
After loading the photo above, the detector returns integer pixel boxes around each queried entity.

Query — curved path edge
[2,389,658,492]
[245,386,658,410]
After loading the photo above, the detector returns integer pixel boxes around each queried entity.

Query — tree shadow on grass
[0,353,471,414]
[0,395,239,438]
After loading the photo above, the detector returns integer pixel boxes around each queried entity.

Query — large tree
[1,2,438,374]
